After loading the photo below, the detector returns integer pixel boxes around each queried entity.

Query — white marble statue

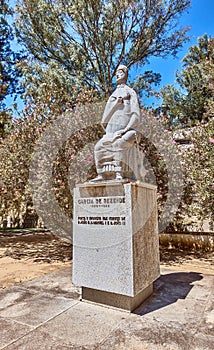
[92,65,144,182]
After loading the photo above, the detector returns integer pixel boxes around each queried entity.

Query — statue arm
[101,96,123,129]
[101,102,111,126]
[119,91,141,134]
[122,113,140,133]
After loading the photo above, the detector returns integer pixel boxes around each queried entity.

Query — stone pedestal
[72,181,160,312]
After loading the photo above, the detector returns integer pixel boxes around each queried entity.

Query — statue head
[116,65,128,84]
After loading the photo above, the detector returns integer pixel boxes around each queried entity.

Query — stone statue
[92,65,144,182]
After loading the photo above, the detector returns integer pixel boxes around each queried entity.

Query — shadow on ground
[135,271,203,316]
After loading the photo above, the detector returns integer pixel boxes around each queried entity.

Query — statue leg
[113,131,138,180]
[91,138,114,181]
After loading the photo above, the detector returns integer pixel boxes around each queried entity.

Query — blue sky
[147,0,214,88]
[5,0,214,112]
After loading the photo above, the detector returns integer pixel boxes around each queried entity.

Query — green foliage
[201,38,214,120]
[0,88,104,228]
[160,35,214,128]
[130,70,161,101]
[1,99,213,232]
[0,0,24,138]
[4,0,213,234]
[0,1,13,102]
[17,59,100,111]
[0,106,58,227]
[178,119,214,230]
[0,115,39,226]
[15,0,190,101]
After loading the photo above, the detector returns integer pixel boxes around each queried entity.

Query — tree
[177,119,214,231]
[0,84,104,232]
[157,35,214,230]
[2,0,199,233]
[160,35,214,128]
[0,0,23,138]
[201,38,214,120]
[16,58,100,112]
[15,0,190,99]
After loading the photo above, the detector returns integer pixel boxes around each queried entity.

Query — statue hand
[112,130,121,140]
[114,129,127,138]
[101,123,107,131]
[117,97,123,104]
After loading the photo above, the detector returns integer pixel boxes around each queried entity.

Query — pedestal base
[82,284,153,312]
[73,181,160,311]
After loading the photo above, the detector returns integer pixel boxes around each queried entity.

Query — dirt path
[0,257,70,289]
[0,231,213,289]
[0,231,71,289]
[160,246,214,274]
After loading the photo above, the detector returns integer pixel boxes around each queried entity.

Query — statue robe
[94,84,142,173]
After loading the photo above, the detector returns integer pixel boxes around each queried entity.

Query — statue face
[116,69,127,84]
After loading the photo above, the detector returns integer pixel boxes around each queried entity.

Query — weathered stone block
[72,181,160,311]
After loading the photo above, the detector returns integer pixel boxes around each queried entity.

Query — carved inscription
[78,196,125,208]
[78,216,126,226]
[77,196,126,226]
